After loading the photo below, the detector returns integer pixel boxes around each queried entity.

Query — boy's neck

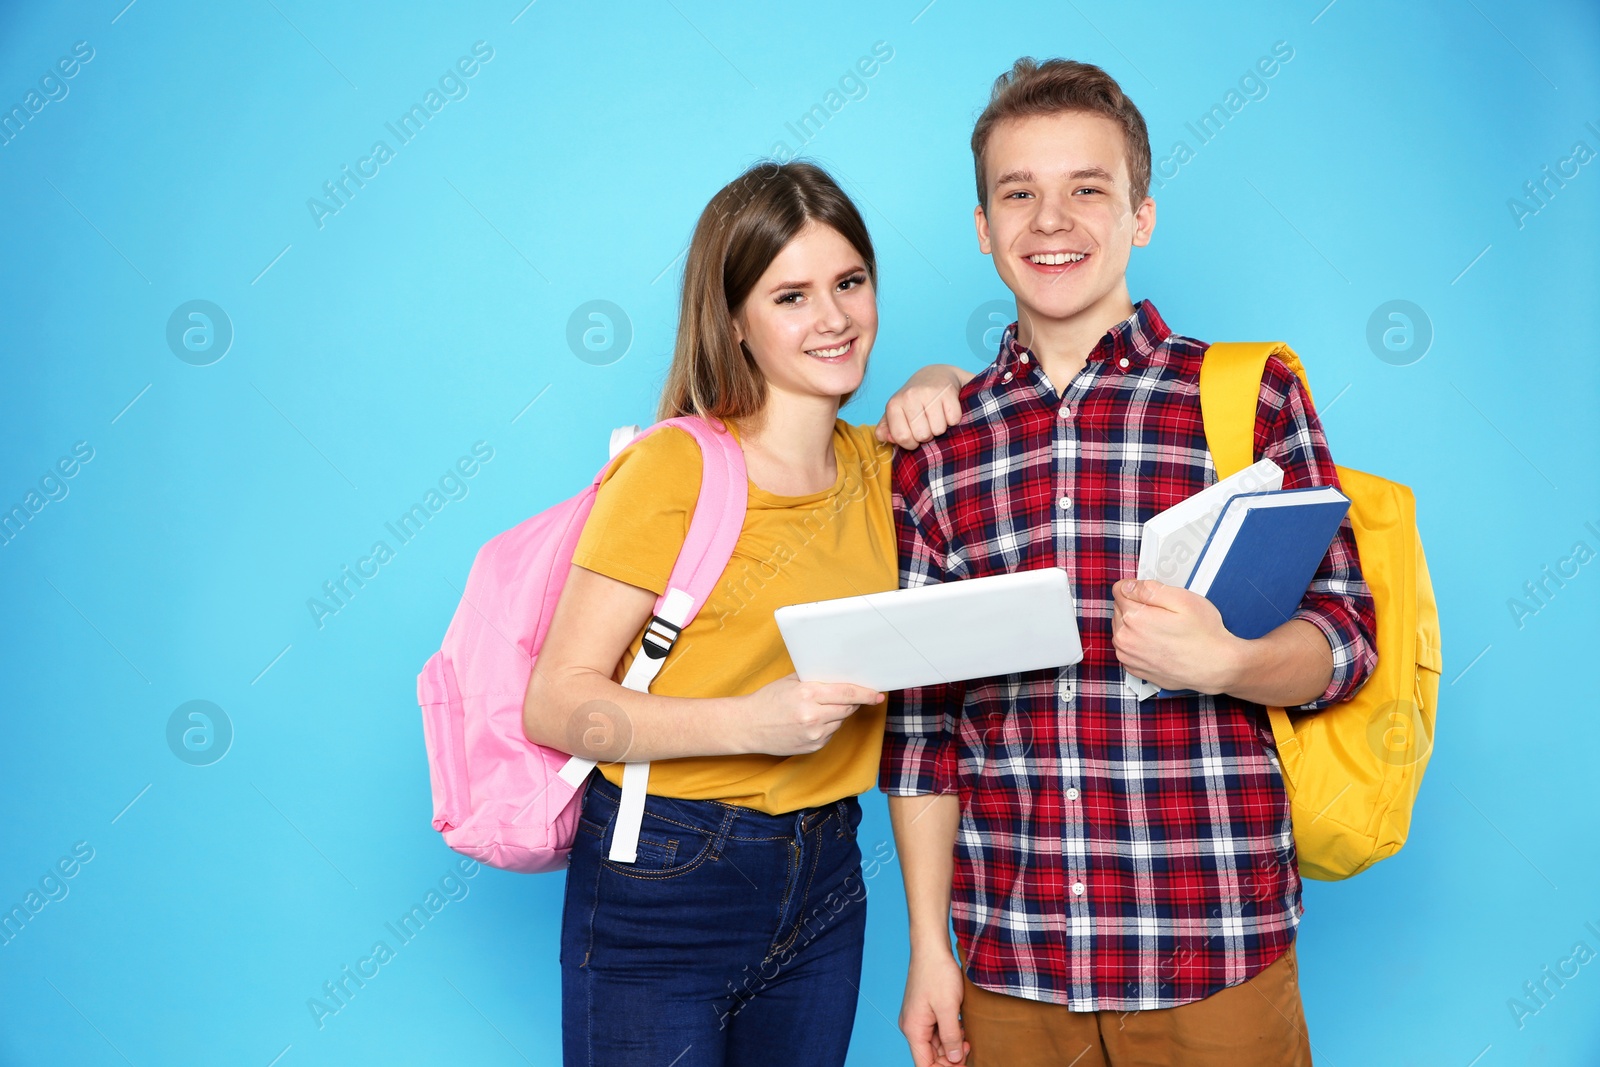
[1015,287,1139,394]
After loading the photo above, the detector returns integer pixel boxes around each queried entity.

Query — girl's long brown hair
[657,161,877,424]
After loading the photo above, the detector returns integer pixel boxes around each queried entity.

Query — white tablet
[773,567,1082,692]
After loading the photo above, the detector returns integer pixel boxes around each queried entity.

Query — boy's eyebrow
[994,165,1118,186]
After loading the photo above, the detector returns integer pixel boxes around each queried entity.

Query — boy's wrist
[909,928,956,960]
[914,363,970,387]
[1211,632,1253,696]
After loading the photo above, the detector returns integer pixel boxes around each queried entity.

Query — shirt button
[1003,371,1014,382]
[1058,496,1072,510]
[1019,353,1030,363]
[1071,881,1086,896]
[1066,787,1081,801]
[1058,680,1074,701]
[1058,405,1071,419]
[1118,357,1130,369]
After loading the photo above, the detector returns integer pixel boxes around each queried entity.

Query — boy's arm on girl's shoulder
[1253,356,1379,710]
[877,364,975,449]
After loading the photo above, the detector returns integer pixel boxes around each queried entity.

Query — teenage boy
[879,58,1377,1067]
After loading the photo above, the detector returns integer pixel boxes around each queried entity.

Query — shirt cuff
[1289,605,1374,710]
[879,733,959,796]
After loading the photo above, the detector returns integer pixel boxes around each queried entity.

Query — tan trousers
[961,941,1313,1067]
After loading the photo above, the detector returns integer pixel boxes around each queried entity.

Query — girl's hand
[739,673,883,756]
[877,365,973,449]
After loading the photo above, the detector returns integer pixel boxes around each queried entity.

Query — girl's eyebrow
[767,265,867,293]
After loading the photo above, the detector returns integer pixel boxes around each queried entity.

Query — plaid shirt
[881,299,1377,1010]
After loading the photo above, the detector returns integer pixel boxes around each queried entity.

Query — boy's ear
[975,204,993,255]
[1131,196,1157,248]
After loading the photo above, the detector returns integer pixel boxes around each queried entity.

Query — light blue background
[3,1,1598,1064]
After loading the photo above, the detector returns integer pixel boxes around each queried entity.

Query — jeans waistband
[584,770,858,839]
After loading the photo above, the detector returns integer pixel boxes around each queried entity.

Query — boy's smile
[1021,248,1090,274]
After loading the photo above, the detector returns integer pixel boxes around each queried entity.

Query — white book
[1124,458,1284,700]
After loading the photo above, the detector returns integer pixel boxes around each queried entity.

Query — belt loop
[711,804,737,859]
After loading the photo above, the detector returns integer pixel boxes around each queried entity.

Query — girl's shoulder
[606,423,703,476]
[837,419,894,477]
[595,423,705,509]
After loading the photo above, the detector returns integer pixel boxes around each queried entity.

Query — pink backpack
[416,416,748,873]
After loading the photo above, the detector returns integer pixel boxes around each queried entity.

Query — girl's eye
[838,273,867,291]
[776,292,803,305]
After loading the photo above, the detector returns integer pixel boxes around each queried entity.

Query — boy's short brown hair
[971,57,1152,212]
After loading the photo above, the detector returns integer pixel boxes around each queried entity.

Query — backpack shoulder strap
[593,416,748,652]
[652,415,749,631]
[573,416,748,863]
[1199,341,1314,480]
[1198,342,1325,789]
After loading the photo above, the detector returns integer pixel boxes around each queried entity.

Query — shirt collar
[995,299,1171,382]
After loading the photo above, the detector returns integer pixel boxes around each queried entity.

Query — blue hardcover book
[1155,486,1351,699]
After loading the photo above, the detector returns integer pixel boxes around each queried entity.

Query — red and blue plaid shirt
[880,299,1377,1010]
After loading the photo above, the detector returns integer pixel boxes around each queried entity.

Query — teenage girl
[522,160,949,1067]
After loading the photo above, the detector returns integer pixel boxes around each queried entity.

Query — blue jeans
[561,771,867,1067]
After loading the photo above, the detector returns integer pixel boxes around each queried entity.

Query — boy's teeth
[1028,252,1087,265]
[809,342,850,357]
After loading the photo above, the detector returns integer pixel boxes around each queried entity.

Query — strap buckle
[639,614,683,660]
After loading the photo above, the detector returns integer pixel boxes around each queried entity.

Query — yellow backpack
[1200,342,1443,881]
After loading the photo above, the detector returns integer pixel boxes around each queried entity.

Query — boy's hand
[877,364,971,449]
[1111,578,1244,694]
[900,948,970,1066]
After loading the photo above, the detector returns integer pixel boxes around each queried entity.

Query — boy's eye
[1005,190,1033,199]
[1075,187,1102,196]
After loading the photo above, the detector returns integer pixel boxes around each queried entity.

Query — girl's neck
[732,391,840,497]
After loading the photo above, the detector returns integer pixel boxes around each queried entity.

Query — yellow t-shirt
[570,418,896,814]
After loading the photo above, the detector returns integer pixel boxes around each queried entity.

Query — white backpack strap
[609,424,643,460]
[607,587,695,863]
[557,753,597,787]
[609,762,652,864]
